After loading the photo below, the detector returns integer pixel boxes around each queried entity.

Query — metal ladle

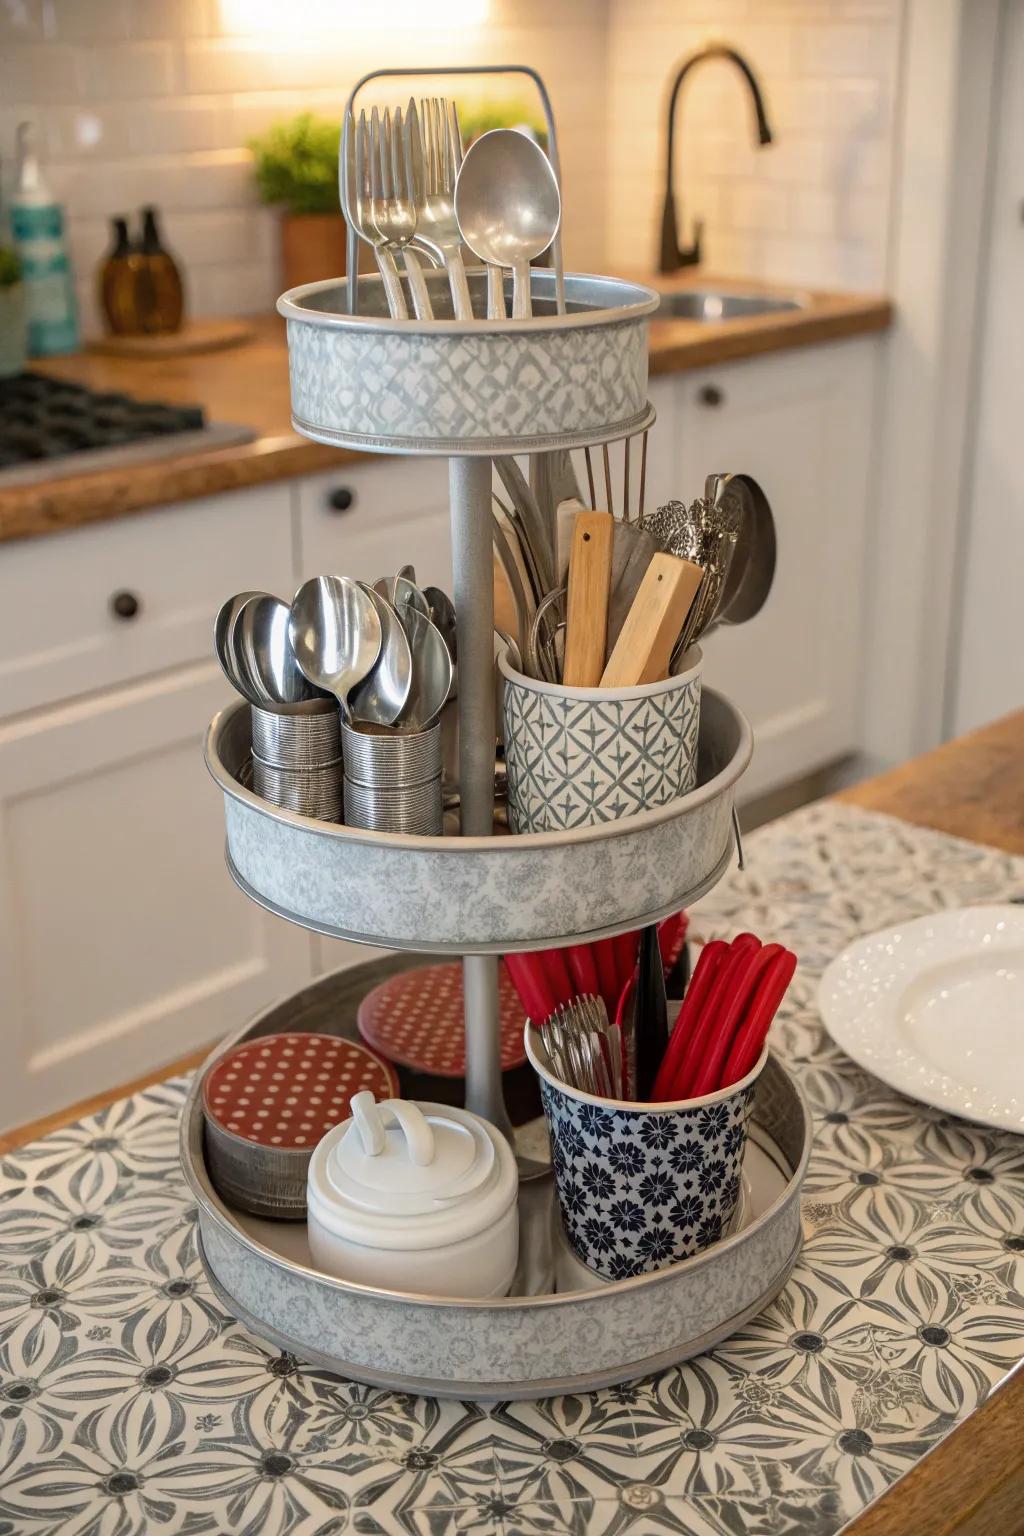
[289,576,382,718]
[234,593,332,712]
[454,128,561,320]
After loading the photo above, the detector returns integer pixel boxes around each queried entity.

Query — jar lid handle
[351,1092,435,1167]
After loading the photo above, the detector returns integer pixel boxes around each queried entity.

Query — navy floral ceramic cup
[525,1026,767,1280]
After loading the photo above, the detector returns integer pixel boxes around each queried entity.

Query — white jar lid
[307,1094,518,1251]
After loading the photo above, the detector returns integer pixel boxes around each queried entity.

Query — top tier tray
[277,270,658,457]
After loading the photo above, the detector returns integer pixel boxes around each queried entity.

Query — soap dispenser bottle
[9,121,79,355]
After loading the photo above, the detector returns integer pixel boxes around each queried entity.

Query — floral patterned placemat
[1,803,1023,1536]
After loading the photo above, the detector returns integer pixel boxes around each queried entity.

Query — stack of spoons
[215,568,456,833]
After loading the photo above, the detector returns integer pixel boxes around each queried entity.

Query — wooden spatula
[600,552,703,687]
[563,512,614,687]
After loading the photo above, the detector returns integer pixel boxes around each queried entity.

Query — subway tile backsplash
[605,0,900,288]
[2,0,899,332]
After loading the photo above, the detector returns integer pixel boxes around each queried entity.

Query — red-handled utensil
[670,933,761,1099]
[564,942,601,999]
[592,938,623,1015]
[503,953,557,1023]
[611,932,639,995]
[687,943,784,1099]
[650,938,728,1100]
[720,948,797,1085]
[657,910,689,975]
[539,947,576,1007]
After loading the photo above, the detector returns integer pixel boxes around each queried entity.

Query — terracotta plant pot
[280,213,348,291]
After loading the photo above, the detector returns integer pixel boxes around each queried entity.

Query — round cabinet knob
[327,486,355,513]
[698,384,725,408]
[110,590,141,620]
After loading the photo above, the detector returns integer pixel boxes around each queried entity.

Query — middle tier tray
[206,688,752,953]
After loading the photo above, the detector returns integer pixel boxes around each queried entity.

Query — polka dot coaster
[357,964,527,1078]
[202,1033,398,1150]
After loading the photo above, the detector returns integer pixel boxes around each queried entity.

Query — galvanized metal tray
[277,270,658,456]
[181,968,810,1401]
[205,688,752,954]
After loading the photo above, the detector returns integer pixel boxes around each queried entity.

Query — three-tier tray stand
[184,66,811,1399]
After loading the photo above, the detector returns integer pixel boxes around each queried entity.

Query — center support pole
[449,455,514,1142]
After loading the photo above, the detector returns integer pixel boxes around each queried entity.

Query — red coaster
[357,963,527,1078]
[202,1032,397,1149]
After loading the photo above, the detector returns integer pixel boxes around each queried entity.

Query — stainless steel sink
[655,289,806,321]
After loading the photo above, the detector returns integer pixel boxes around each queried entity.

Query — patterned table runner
[1,803,1022,1536]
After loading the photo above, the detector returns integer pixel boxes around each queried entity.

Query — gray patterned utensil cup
[500,646,702,833]
[526,1025,766,1280]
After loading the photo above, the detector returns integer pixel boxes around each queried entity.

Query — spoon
[373,573,430,621]
[234,593,332,712]
[424,586,457,662]
[349,583,413,726]
[714,474,777,627]
[399,606,454,728]
[454,128,561,319]
[289,576,382,718]
[214,590,262,702]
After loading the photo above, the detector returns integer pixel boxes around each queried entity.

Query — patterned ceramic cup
[525,1024,767,1280]
[499,647,702,834]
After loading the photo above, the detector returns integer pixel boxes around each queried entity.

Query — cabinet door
[297,458,453,589]
[674,341,876,797]
[0,484,295,722]
[0,664,313,1128]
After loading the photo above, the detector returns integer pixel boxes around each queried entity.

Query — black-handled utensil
[634,924,669,1099]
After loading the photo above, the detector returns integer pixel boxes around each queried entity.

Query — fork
[414,96,474,320]
[375,105,434,320]
[541,995,623,1099]
[348,108,407,319]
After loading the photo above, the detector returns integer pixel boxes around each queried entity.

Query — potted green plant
[248,113,349,291]
[0,247,27,377]
[454,100,547,150]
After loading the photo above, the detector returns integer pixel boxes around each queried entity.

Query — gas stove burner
[0,373,205,467]
[0,373,253,487]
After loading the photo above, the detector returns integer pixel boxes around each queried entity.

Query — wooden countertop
[0,708,1019,1536]
[0,279,890,546]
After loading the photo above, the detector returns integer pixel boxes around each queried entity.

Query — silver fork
[368,106,416,321]
[415,95,473,320]
[541,995,622,1099]
[377,105,434,320]
[348,108,406,319]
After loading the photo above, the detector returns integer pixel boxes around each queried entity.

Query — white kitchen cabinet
[0,484,295,721]
[296,456,452,589]
[670,340,877,798]
[0,662,314,1127]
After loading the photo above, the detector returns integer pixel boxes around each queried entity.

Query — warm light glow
[219,0,490,31]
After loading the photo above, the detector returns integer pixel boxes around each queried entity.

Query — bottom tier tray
[181,963,811,1401]
[204,687,752,954]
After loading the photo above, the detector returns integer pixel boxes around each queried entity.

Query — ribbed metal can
[252,758,343,821]
[251,703,341,770]
[343,776,443,836]
[341,720,442,789]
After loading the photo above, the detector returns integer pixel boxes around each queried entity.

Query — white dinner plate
[819,904,1024,1131]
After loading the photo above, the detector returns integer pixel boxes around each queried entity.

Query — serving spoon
[454,128,561,320]
[289,576,382,718]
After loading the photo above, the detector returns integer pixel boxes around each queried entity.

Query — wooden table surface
[2,708,1021,1536]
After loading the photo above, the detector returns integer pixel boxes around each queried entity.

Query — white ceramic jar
[306,1093,519,1298]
